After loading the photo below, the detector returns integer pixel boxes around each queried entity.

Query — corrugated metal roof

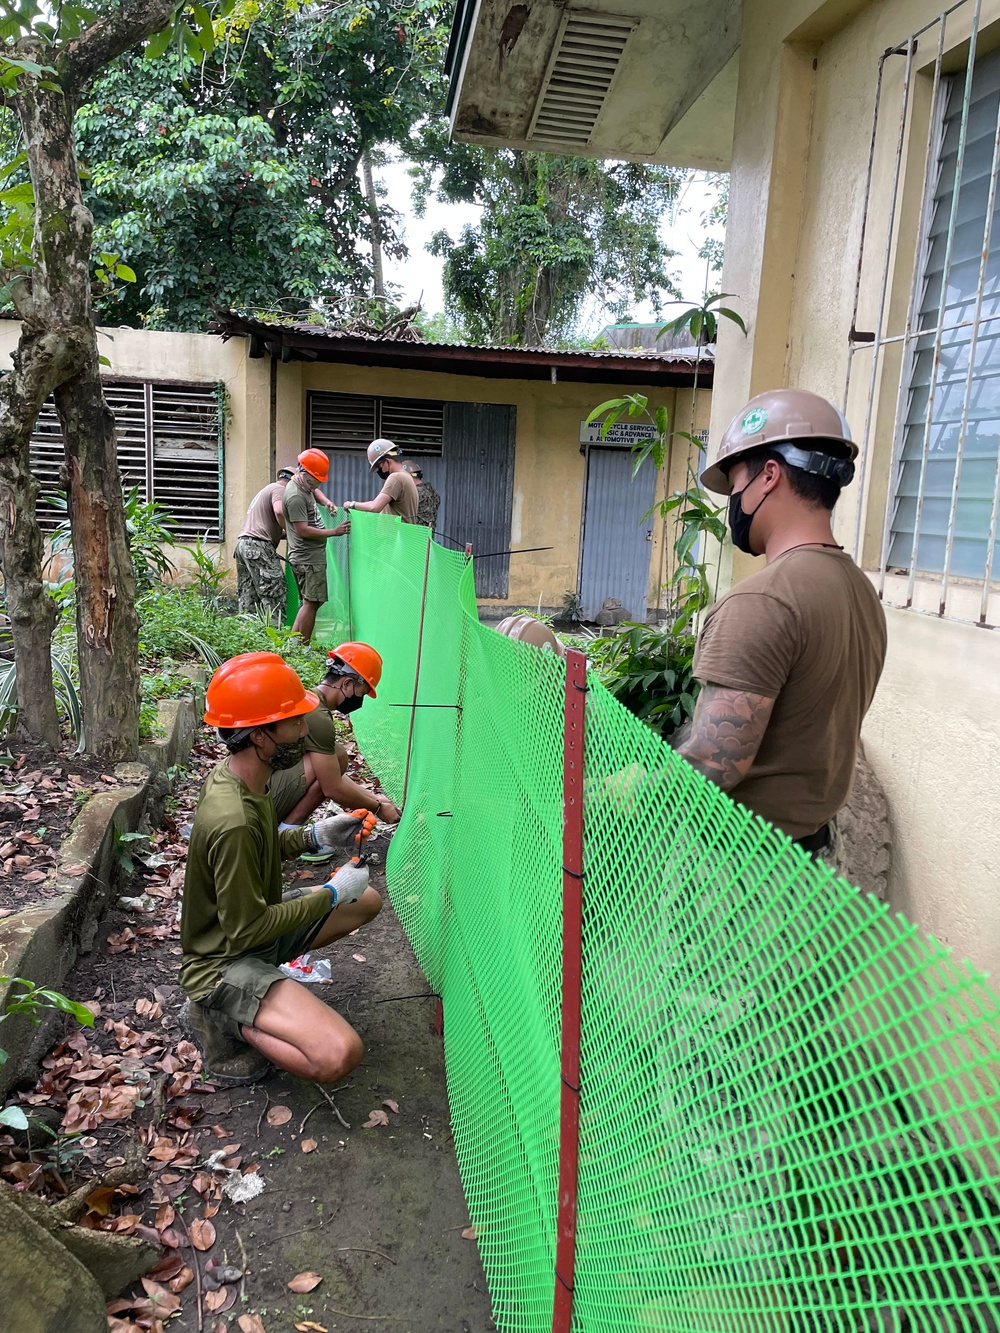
[208,309,716,385]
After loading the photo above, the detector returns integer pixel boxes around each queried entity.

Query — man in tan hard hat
[675,389,887,858]
[343,438,419,524]
[285,449,349,645]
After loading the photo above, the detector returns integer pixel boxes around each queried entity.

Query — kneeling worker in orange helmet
[269,641,402,840]
[179,652,380,1084]
[285,449,349,645]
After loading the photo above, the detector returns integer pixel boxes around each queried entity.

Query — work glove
[324,858,369,908]
[311,808,377,853]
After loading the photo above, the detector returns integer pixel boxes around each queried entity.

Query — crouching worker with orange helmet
[268,641,402,839]
[179,652,381,1085]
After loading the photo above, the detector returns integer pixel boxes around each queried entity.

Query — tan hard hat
[701,389,857,495]
[367,438,398,472]
[494,615,565,657]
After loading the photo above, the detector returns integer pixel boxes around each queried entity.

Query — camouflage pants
[234,536,286,625]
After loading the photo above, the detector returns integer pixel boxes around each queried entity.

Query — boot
[181,999,272,1087]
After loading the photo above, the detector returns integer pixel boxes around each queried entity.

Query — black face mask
[338,694,365,716]
[265,736,308,770]
[376,465,390,480]
[727,480,769,555]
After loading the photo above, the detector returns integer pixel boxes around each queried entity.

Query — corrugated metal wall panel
[442,402,516,598]
[579,446,657,621]
[322,452,380,511]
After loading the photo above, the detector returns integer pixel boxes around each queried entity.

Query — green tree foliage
[413,136,683,346]
[74,0,452,330]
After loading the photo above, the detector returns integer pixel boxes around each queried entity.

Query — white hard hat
[367,438,398,472]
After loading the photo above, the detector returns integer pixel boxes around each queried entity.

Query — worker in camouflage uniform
[404,460,441,533]
[234,467,336,624]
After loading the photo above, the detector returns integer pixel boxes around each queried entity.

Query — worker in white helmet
[343,438,419,524]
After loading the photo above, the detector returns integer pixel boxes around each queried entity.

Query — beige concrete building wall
[711,0,1000,980]
[289,361,710,611]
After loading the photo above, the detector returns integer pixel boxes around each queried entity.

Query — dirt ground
[2,740,497,1333]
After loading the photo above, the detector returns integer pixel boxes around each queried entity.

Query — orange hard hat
[297,448,330,483]
[204,652,319,728]
[328,642,382,698]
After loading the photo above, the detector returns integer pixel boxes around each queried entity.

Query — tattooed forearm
[674,684,775,790]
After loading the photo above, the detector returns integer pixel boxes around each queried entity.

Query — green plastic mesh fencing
[312,513,1000,1333]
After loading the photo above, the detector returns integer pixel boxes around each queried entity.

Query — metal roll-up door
[441,402,516,598]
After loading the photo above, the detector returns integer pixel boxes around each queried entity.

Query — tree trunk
[361,149,385,301]
[0,328,68,747]
[16,83,139,760]
[522,265,558,346]
[0,316,88,748]
[56,366,139,759]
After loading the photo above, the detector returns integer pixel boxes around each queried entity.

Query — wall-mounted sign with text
[579,420,657,447]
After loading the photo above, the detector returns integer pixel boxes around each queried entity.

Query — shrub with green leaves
[586,622,698,738]
[138,586,322,685]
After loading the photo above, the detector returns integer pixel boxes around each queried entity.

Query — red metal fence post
[553,648,586,1333]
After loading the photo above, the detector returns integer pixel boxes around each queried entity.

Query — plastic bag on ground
[279,953,332,983]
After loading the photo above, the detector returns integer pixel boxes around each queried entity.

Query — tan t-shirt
[283,477,326,569]
[380,470,419,522]
[239,481,285,547]
[692,546,887,839]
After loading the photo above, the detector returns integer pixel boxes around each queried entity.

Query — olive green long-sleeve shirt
[179,761,330,1000]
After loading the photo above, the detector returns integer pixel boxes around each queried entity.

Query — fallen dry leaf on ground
[351,953,366,962]
[300,1137,318,1153]
[188,1217,216,1250]
[238,1315,266,1333]
[287,1271,323,1293]
[139,1277,181,1317]
[266,1105,292,1127]
[204,1289,229,1313]
[461,1226,477,1240]
[382,1099,400,1114]
[295,1323,328,1332]
[362,1109,389,1129]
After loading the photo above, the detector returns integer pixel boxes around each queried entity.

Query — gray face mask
[266,736,307,770]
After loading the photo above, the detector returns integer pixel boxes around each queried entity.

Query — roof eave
[209,312,714,387]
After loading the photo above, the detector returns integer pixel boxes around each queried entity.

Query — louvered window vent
[307,391,444,455]
[31,380,223,541]
[527,10,638,147]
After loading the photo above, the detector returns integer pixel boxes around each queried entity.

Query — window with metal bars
[306,391,444,455]
[30,380,224,541]
[889,44,1000,584]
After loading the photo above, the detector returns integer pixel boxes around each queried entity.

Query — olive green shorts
[268,763,308,822]
[291,562,328,606]
[200,906,329,1031]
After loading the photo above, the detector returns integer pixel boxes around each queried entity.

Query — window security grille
[889,46,1000,583]
[30,381,223,541]
[307,391,445,455]
[847,0,1000,625]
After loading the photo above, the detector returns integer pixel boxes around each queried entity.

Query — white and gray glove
[310,808,377,853]
[324,858,369,908]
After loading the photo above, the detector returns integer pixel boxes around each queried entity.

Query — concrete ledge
[0,696,200,1099]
